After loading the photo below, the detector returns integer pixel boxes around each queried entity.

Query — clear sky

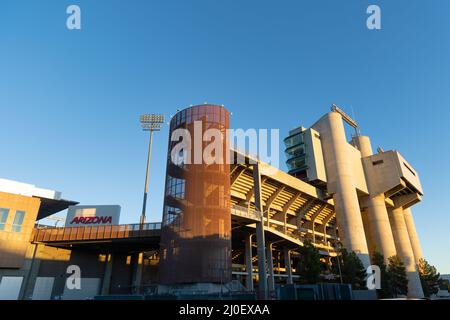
[1,0,449,272]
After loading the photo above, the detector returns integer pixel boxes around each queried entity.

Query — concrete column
[315,112,370,268]
[253,163,268,300]
[245,234,254,291]
[366,196,397,260]
[312,222,316,244]
[403,208,423,265]
[361,208,376,254]
[101,253,114,295]
[355,135,397,262]
[284,247,293,285]
[388,207,424,298]
[266,243,275,293]
[353,135,373,157]
[20,243,41,300]
[131,252,144,294]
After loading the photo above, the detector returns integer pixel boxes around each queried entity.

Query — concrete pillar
[20,243,41,300]
[284,248,293,285]
[403,208,423,265]
[361,208,376,254]
[314,112,370,268]
[266,243,275,293]
[355,135,397,262]
[101,253,114,295]
[253,163,268,300]
[245,234,254,291]
[353,135,373,157]
[366,196,398,260]
[312,222,316,244]
[388,207,424,298]
[131,252,144,294]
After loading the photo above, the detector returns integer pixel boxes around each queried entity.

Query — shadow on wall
[159,232,232,285]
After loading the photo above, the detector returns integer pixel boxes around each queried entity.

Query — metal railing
[230,204,262,221]
[32,222,162,243]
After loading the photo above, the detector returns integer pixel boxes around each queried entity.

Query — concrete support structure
[355,136,397,262]
[252,163,268,300]
[19,243,41,300]
[313,112,370,268]
[131,252,144,294]
[266,243,275,293]
[403,208,423,265]
[101,253,114,295]
[365,196,397,260]
[245,234,254,291]
[388,207,424,298]
[284,248,293,285]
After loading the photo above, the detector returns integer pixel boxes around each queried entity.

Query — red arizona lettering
[70,216,113,225]
[70,217,80,224]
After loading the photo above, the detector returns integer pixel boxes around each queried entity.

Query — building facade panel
[0,191,41,269]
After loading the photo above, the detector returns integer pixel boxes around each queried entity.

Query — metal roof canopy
[34,196,78,220]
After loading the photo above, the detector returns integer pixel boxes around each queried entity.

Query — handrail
[230,204,262,220]
[32,222,162,243]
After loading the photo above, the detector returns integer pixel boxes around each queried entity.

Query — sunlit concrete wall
[0,191,41,269]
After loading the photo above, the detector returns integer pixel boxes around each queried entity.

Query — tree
[371,251,393,298]
[439,279,450,292]
[418,258,440,297]
[296,240,323,284]
[339,249,367,289]
[387,255,408,297]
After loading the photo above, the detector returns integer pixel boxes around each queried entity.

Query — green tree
[387,255,408,297]
[439,279,450,292]
[371,251,393,298]
[418,258,440,297]
[339,249,367,289]
[296,240,323,284]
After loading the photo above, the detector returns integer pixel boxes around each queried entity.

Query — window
[284,133,304,149]
[403,162,416,176]
[372,160,384,166]
[287,156,306,171]
[165,176,186,199]
[0,208,9,231]
[11,210,26,233]
[285,145,305,160]
[163,206,182,226]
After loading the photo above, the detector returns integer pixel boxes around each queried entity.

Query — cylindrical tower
[159,104,231,285]
[312,112,370,268]
[354,135,397,262]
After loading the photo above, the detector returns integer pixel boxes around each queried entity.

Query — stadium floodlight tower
[139,114,165,226]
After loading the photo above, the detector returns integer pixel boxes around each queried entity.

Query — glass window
[163,205,182,227]
[285,145,305,160]
[0,208,9,231]
[186,109,191,124]
[287,156,306,171]
[11,210,26,233]
[284,133,304,148]
[165,176,186,199]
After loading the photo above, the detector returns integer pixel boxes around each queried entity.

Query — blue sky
[1,0,449,272]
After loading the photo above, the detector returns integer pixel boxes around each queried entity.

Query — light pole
[139,114,164,226]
